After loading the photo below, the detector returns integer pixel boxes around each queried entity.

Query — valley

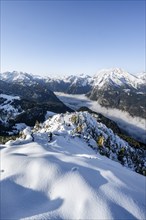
[55,92,146,144]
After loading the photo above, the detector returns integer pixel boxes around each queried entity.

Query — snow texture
[1,112,146,220]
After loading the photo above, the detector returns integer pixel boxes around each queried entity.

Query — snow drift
[1,112,146,220]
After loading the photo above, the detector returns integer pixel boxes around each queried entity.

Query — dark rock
[87,85,146,119]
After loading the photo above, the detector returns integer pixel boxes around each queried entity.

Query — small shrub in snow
[71,115,78,124]
[97,135,104,147]
[34,120,41,131]
[0,134,19,144]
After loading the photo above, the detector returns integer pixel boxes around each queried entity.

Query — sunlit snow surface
[55,92,146,144]
[93,68,144,89]
[1,113,146,220]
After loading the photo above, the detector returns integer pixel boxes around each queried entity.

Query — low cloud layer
[55,92,146,144]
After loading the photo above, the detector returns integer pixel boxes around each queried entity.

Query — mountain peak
[93,68,140,89]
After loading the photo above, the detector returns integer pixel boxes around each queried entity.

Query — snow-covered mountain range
[0,71,93,94]
[0,68,145,90]
[0,68,145,118]
[1,111,146,219]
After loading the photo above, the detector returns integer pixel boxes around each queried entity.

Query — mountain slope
[87,68,146,118]
[137,72,146,81]
[0,71,93,94]
[1,111,146,220]
[0,80,73,133]
[92,68,144,89]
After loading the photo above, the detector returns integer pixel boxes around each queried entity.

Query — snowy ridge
[0,71,45,85]
[45,73,93,88]
[43,112,146,174]
[65,74,92,87]
[1,111,146,220]
[0,71,92,87]
[6,111,146,174]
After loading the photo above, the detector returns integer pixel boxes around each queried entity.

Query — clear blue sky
[1,0,145,76]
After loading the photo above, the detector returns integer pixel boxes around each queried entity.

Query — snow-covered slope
[0,94,22,124]
[1,112,146,220]
[137,72,146,82]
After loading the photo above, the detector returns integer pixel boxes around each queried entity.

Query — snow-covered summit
[93,68,143,89]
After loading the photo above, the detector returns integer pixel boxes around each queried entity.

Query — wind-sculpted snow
[1,112,146,220]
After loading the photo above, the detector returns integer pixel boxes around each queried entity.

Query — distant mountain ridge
[0,68,146,118]
[1,68,145,91]
[0,71,93,94]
